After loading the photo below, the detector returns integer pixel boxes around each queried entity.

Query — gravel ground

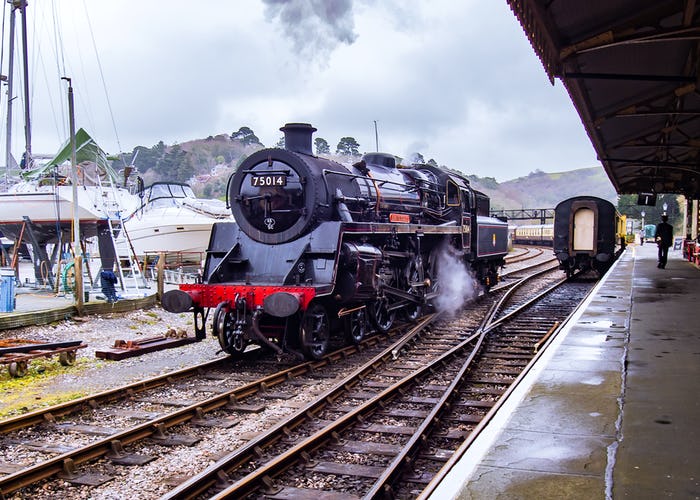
[0,305,225,417]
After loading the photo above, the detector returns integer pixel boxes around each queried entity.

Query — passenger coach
[553,196,626,277]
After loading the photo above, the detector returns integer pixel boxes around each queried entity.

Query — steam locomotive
[162,123,509,360]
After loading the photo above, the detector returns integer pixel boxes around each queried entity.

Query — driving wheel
[369,295,395,333]
[300,301,330,360]
[345,307,368,345]
[403,255,424,322]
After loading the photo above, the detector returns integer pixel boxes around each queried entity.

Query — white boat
[0,128,138,246]
[123,182,231,259]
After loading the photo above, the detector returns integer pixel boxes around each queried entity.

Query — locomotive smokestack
[280,123,317,155]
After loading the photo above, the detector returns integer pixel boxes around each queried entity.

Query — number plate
[251,174,287,187]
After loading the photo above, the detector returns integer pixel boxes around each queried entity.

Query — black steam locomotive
[162,123,508,360]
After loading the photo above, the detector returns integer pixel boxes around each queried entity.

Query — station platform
[431,243,700,498]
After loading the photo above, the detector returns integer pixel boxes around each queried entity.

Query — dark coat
[654,221,673,248]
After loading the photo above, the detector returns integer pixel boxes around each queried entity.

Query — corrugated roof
[508,0,700,198]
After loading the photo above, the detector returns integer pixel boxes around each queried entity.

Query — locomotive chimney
[280,123,317,155]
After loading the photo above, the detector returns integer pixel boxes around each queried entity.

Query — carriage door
[572,207,595,251]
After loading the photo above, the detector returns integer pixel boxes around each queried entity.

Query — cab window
[446,180,460,206]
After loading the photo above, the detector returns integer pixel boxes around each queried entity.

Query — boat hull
[0,185,135,245]
[124,219,217,257]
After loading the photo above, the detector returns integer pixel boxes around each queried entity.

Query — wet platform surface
[432,243,700,499]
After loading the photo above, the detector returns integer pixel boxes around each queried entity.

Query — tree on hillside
[131,141,166,173]
[231,126,261,146]
[427,158,438,167]
[275,136,285,148]
[155,144,194,183]
[314,137,330,155]
[336,137,360,157]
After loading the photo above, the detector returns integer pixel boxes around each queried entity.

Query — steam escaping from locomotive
[434,247,480,316]
[262,0,358,58]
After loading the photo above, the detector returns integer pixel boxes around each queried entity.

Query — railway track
[504,245,545,264]
[0,255,565,498]
[163,268,596,499]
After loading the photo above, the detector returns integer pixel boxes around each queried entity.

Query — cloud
[8,0,602,184]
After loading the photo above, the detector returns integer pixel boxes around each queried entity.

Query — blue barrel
[0,268,15,313]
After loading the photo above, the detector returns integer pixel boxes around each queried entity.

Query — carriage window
[446,180,460,206]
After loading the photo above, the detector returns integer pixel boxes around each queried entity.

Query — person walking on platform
[654,214,673,269]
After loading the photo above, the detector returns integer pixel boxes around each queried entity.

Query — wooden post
[74,255,84,315]
[156,252,165,303]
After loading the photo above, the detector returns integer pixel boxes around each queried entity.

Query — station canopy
[508,0,700,199]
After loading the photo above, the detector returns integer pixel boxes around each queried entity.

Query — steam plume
[434,246,480,316]
[263,0,358,59]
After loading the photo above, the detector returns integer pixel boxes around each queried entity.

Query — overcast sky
[2,0,601,181]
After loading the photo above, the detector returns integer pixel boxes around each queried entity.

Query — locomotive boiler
[162,123,508,360]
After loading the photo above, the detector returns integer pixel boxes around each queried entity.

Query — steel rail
[0,332,391,496]
[202,316,478,499]
[485,264,566,329]
[505,246,544,263]
[363,308,495,498]
[0,325,396,435]
[0,356,228,434]
[418,277,600,498]
[162,313,440,499]
[363,264,567,497]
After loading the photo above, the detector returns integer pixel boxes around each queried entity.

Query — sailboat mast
[18,0,31,165]
[4,2,17,182]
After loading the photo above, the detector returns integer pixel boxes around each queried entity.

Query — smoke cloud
[434,245,480,317]
[262,0,358,60]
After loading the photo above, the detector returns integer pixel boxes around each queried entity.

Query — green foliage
[336,136,361,157]
[617,193,681,229]
[314,137,331,155]
[154,144,193,183]
[231,126,262,146]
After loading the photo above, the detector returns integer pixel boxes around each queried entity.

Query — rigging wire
[50,0,68,139]
[81,0,124,163]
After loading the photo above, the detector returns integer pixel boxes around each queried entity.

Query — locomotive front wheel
[300,302,330,360]
[212,302,230,344]
[369,296,395,334]
[212,302,247,358]
[345,308,368,345]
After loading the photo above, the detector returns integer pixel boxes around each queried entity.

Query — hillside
[468,167,617,211]
[126,133,617,212]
